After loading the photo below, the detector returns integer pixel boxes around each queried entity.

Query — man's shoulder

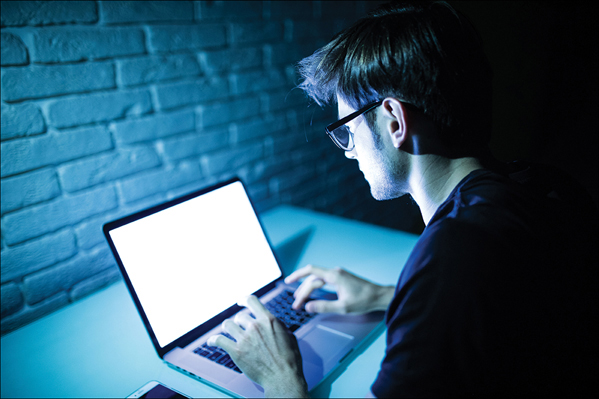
[398,164,574,289]
[395,214,506,298]
[431,162,595,235]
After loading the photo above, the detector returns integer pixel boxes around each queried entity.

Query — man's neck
[409,156,483,225]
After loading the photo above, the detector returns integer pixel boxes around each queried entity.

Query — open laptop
[103,177,384,397]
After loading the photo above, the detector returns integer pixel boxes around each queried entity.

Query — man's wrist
[263,375,309,398]
[372,285,395,312]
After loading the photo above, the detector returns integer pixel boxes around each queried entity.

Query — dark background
[452,1,598,206]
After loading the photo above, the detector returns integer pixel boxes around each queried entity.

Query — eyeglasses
[325,100,383,151]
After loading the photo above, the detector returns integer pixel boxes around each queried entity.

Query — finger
[207,333,235,353]
[285,264,335,284]
[284,266,311,284]
[239,295,272,320]
[295,274,325,298]
[305,299,342,314]
[292,276,325,310]
[233,312,256,329]
[222,319,244,338]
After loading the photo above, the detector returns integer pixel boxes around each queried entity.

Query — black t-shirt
[371,167,598,397]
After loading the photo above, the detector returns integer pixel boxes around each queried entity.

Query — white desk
[1,205,419,398]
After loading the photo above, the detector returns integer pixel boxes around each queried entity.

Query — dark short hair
[298,1,493,151]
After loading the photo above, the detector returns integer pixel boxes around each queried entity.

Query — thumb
[305,299,342,314]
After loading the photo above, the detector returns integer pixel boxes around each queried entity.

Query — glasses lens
[331,125,353,150]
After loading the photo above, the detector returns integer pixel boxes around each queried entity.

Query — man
[208,1,598,396]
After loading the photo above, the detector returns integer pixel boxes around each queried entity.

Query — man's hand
[207,295,309,398]
[285,265,395,314]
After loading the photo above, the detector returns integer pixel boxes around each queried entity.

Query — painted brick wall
[1,0,423,335]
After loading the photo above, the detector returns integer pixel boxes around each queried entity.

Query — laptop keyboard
[194,331,242,373]
[264,290,315,332]
[193,290,315,374]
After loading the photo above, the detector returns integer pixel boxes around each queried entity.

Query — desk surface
[1,205,419,398]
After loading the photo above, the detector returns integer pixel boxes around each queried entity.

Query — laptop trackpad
[299,324,354,364]
[299,325,354,389]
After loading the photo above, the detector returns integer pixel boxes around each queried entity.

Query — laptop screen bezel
[103,177,285,358]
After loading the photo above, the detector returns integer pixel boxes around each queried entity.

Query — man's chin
[369,185,406,201]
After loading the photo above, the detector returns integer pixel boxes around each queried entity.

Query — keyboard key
[202,343,217,351]
[217,354,231,365]
[225,360,237,369]
[195,349,210,357]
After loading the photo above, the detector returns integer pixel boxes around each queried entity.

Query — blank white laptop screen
[108,181,281,347]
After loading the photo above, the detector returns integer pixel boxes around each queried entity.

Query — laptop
[103,177,384,397]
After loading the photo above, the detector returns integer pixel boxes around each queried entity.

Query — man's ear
[381,98,409,149]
